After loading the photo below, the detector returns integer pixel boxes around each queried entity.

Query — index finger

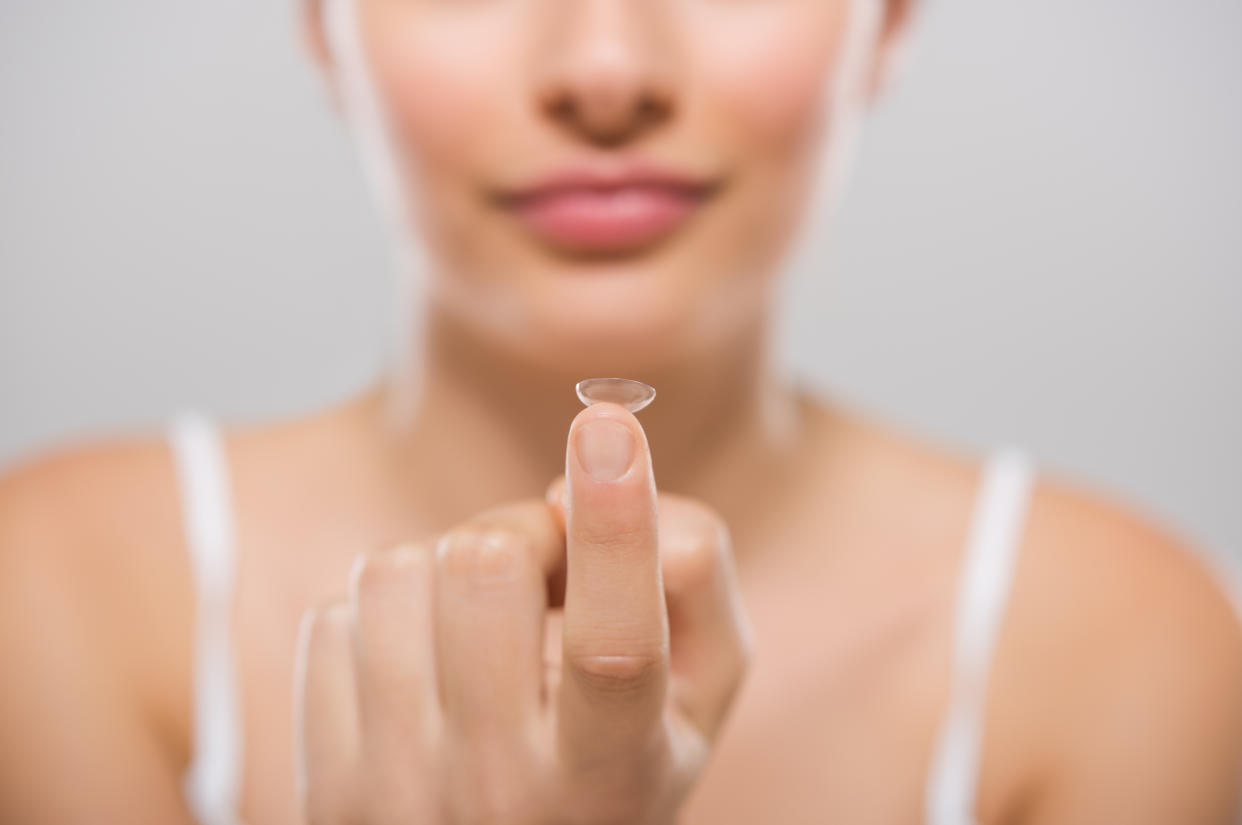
[558,402,669,768]
[546,481,753,739]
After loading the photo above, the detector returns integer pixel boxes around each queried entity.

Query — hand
[294,401,754,825]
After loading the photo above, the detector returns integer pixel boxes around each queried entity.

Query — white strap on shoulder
[169,411,243,825]
[926,445,1035,825]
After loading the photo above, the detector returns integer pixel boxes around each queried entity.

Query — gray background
[1,1,1238,569]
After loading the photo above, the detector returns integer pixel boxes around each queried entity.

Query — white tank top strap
[925,445,1036,825]
[168,411,244,825]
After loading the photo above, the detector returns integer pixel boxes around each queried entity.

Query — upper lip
[494,159,719,206]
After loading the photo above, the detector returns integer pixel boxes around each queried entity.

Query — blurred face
[308,0,906,374]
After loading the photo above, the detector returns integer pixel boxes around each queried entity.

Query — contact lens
[575,378,656,413]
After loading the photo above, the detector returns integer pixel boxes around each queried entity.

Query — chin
[429,224,762,374]
[477,291,707,379]
[522,299,698,377]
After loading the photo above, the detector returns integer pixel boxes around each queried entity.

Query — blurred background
[1,1,1238,569]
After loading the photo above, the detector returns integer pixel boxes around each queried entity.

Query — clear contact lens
[575,378,656,413]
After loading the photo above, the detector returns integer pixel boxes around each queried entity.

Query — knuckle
[570,517,650,553]
[435,526,528,585]
[294,603,353,699]
[309,601,352,647]
[350,542,431,603]
[732,617,757,683]
[663,521,729,595]
[566,647,666,694]
[737,617,757,669]
[294,603,352,693]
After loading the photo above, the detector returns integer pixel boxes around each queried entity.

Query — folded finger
[294,602,360,822]
[433,502,560,742]
[657,494,754,739]
[348,542,440,760]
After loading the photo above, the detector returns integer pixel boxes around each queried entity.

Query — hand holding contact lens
[575,378,656,413]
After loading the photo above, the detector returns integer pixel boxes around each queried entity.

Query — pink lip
[494,162,719,254]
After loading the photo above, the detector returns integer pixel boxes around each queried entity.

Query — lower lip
[502,185,709,254]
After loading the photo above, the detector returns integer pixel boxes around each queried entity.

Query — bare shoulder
[0,432,190,621]
[993,471,1242,823]
[0,400,354,670]
[1013,471,1242,714]
[0,398,367,730]
[0,433,194,740]
[0,403,365,821]
[821,403,1242,822]
[0,431,189,588]
[828,404,1242,672]
[0,431,207,818]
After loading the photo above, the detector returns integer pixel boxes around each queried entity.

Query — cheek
[356,5,518,168]
[691,2,852,154]
[682,2,865,296]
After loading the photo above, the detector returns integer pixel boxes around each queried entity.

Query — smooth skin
[2,0,1242,823]
[297,403,752,824]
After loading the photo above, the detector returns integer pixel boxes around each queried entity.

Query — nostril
[541,75,674,146]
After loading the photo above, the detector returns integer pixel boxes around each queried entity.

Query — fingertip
[566,402,652,487]
[570,399,633,426]
[567,402,646,450]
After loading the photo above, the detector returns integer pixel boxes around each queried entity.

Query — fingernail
[576,419,635,482]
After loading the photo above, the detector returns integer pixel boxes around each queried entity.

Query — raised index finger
[558,402,669,768]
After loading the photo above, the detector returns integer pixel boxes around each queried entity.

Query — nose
[535,0,678,148]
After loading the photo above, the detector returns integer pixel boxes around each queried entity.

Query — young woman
[2,1,1240,823]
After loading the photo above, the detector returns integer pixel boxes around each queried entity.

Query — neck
[363,299,824,550]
